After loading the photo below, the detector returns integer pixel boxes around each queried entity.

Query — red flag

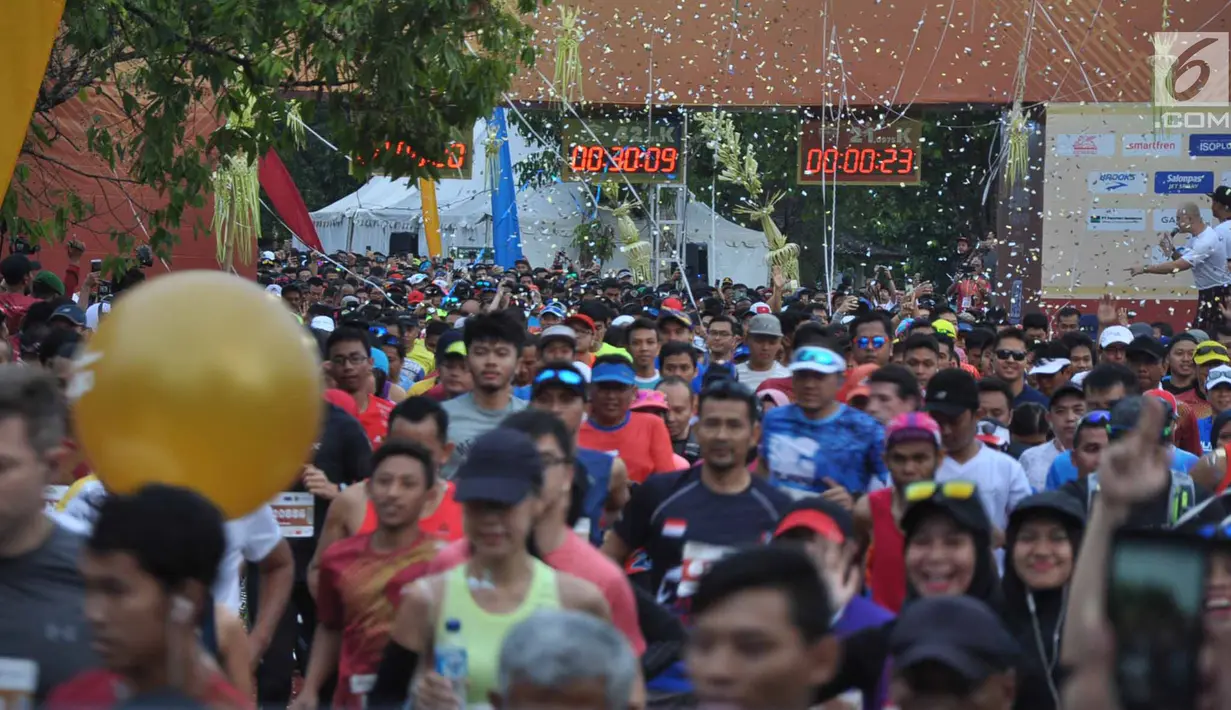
[258,148,323,253]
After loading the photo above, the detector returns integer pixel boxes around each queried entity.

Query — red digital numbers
[364,141,468,170]
[802,147,915,177]
[568,145,680,175]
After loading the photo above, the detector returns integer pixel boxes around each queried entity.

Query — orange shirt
[357,395,396,447]
[579,411,677,484]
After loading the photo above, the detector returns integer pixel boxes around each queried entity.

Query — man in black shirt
[253,398,370,707]
[601,379,790,609]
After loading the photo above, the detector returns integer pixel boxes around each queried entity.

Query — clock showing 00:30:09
[567,144,681,176]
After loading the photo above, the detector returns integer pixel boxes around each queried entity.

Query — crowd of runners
[5,196,1231,709]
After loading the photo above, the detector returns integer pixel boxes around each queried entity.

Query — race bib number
[271,492,314,538]
[0,658,37,710]
[43,486,68,512]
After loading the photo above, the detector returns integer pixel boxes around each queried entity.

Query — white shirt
[936,445,1033,530]
[1180,225,1231,290]
[1018,441,1063,491]
[60,480,281,611]
[735,361,790,391]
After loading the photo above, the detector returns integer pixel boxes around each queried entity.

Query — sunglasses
[995,349,1027,362]
[1209,369,1231,387]
[369,325,389,338]
[1081,410,1112,425]
[535,368,585,387]
[857,336,887,350]
[794,347,842,367]
[1198,344,1229,358]
[903,479,978,504]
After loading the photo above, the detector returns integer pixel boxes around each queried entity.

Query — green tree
[5,0,540,261]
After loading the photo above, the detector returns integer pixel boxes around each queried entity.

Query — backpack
[1087,470,1196,525]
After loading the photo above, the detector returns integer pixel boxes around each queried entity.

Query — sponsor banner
[1121,134,1183,156]
[1054,133,1115,156]
[1190,134,1231,156]
[1154,171,1216,194]
[1087,171,1149,194]
[271,492,314,538]
[1087,208,1147,232]
[1153,208,1216,231]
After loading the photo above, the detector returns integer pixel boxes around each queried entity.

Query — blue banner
[489,107,524,268]
[1189,134,1231,157]
[1154,171,1215,194]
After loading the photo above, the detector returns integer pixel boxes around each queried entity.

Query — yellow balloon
[73,271,322,519]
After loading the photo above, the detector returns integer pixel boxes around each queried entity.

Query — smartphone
[91,259,102,273]
[1106,530,1207,710]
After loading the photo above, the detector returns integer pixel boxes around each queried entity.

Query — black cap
[889,596,1020,682]
[0,254,31,286]
[435,329,465,361]
[901,493,992,538]
[1125,335,1165,362]
[1008,490,1086,531]
[454,429,543,505]
[923,369,979,417]
[1210,185,1231,207]
[1049,382,1084,404]
[530,361,588,401]
[1108,395,1173,440]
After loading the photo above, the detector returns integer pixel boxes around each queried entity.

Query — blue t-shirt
[1045,446,1199,490]
[760,403,889,496]
[512,384,532,400]
[1014,384,1050,407]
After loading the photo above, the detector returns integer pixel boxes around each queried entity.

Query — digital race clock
[354,138,473,180]
[797,120,922,186]
[561,118,683,183]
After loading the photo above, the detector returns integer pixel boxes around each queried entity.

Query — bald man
[1128,202,1230,331]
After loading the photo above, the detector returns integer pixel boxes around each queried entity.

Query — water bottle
[434,618,468,705]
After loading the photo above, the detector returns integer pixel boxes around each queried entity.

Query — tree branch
[21,148,143,185]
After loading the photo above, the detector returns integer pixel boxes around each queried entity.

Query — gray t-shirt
[441,392,528,478]
[0,524,96,701]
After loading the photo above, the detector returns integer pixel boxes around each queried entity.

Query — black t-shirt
[1059,474,1224,529]
[612,465,791,615]
[288,403,372,578]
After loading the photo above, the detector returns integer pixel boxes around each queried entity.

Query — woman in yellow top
[370,427,610,708]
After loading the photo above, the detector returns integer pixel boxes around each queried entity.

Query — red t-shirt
[358,482,464,542]
[425,535,647,656]
[955,277,989,311]
[317,533,439,710]
[356,395,395,447]
[47,669,252,710]
[0,292,38,334]
[866,488,907,613]
[578,412,676,484]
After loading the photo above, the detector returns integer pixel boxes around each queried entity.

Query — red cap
[662,297,685,311]
[1145,388,1177,414]
[774,509,846,543]
[565,314,596,332]
[837,363,879,404]
[407,290,425,304]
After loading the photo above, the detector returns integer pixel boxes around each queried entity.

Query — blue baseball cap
[51,303,87,327]
[540,303,567,319]
[591,361,636,386]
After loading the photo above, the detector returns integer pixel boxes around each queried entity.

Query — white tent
[309,176,420,253]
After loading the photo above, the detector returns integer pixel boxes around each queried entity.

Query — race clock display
[355,137,473,180]
[561,118,683,183]
[797,120,922,186]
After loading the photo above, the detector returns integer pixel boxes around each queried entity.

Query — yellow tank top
[436,558,560,705]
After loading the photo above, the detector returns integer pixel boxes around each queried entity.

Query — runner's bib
[0,658,37,710]
[271,492,314,537]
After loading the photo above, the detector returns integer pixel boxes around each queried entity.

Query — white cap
[1070,370,1090,388]
[265,284,283,297]
[1099,326,1133,349]
[261,250,276,261]
[574,362,592,383]
[750,302,772,315]
[410,273,428,285]
[433,279,449,290]
[310,315,335,332]
[611,315,636,327]
[1028,357,1071,376]
[1207,365,1231,391]
[455,316,468,331]
[788,346,846,375]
